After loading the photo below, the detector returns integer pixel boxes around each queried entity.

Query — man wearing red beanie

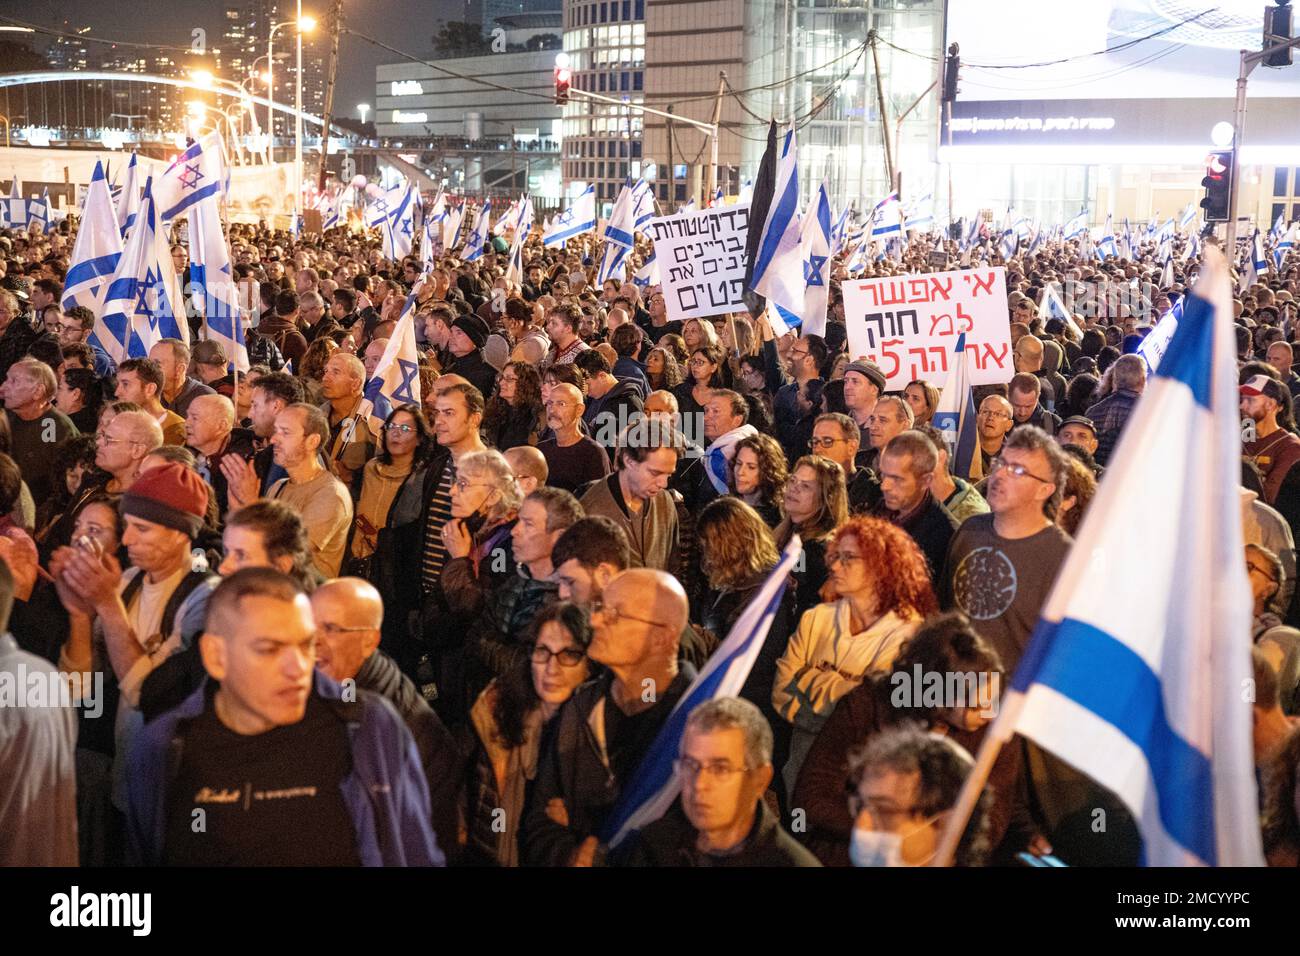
[53,462,220,816]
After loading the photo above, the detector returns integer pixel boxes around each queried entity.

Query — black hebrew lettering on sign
[651,205,751,319]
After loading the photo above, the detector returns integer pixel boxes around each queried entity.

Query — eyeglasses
[453,478,492,493]
[825,551,864,568]
[590,597,669,630]
[530,644,587,667]
[318,622,373,637]
[1247,562,1278,584]
[97,433,134,446]
[978,410,1010,420]
[674,757,751,781]
[386,422,416,434]
[56,323,83,336]
[689,358,712,368]
[989,457,1051,484]
[809,436,847,449]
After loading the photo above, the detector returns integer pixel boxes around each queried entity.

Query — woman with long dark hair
[463,602,592,866]
[644,346,684,392]
[729,432,787,527]
[347,403,433,577]
[672,344,726,424]
[775,455,849,620]
[483,361,545,451]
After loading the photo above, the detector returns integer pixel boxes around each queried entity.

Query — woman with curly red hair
[771,514,937,797]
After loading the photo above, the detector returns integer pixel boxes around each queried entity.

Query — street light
[267,10,316,229]
[358,103,369,126]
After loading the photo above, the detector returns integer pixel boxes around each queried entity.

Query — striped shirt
[421,460,456,592]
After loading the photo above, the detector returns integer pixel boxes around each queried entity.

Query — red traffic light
[554,66,571,105]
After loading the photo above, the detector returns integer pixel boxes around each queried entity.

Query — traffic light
[554,64,572,105]
[943,43,960,102]
[1265,3,1294,68]
[1200,150,1233,223]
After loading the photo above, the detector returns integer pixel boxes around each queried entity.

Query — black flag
[742,120,779,318]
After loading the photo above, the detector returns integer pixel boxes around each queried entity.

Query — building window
[623,1,632,21]
[635,0,644,18]
[675,184,686,202]
[631,141,641,157]
[598,141,605,157]
[633,71,643,91]
[620,72,630,91]
[1275,168,1290,196]
[600,3,607,23]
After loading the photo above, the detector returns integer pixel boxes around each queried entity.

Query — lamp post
[268,11,315,229]
[358,103,369,127]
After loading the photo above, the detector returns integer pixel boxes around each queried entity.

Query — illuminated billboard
[943,1,1300,162]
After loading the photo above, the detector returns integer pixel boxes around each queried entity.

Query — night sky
[0,0,463,118]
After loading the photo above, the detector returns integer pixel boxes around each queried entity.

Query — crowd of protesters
[0,211,1298,869]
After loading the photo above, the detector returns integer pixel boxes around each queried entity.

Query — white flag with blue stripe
[988,245,1262,866]
[441,204,465,252]
[1179,201,1197,232]
[1039,282,1082,340]
[27,188,49,234]
[798,181,832,338]
[931,332,982,481]
[633,251,660,289]
[543,184,596,248]
[364,308,422,434]
[156,136,225,223]
[750,125,804,328]
[601,534,803,848]
[5,177,24,228]
[1099,214,1118,259]
[93,176,167,362]
[462,199,492,262]
[63,161,123,312]
[1274,224,1295,273]
[598,181,637,284]
[1244,230,1267,289]
[381,182,416,261]
[117,152,142,238]
[869,191,902,240]
[1064,209,1089,241]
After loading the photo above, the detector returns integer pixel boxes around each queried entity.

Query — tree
[431,21,492,58]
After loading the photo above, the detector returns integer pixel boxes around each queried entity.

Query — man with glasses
[976,393,1015,474]
[773,333,828,463]
[610,697,819,866]
[311,577,461,862]
[93,409,163,495]
[809,412,878,513]
[524,568,695,866]
[939,425,1071,674]
[52,305,117,378]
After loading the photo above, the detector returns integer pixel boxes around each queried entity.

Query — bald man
[643,390,679,425]
[537,382,611,493]
[504,445,548,497]
[523,568,695,867]
[311,577,462,862]
[185,393,257,515]
[319,352,375,488]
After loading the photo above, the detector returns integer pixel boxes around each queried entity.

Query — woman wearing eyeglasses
[440,449,523,625]
[350,403,432,583]
[773,514,937,797]
[672,344,727,427]
[463,602,592,866]
[483,361,546,452]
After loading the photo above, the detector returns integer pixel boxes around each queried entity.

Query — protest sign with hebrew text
[646,202,750,322]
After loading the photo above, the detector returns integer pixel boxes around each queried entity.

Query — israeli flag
[1064,210,1089,240]
[601,535,803,848]
[1179,202,1197,232]
[985,247,1262,866]
[4,177,24,228]
[931,332,983,481]
[679,198,696,214]
[94,177,167,362]
[442,204,465,251]
[318,189,340,231]
[1182,230,1200,264]
[1099,214,1118,259]
[544,184,596,248]
[420,190,445,268]
[904,193,934,234]
[750,125,805,327]
[179,138,248,371]
[1136,297,1183,376]
[1039,283,1082,340]
[505,228,526,287]
[708,185,723,208]
[378,182,416,260]
[492,199,519,237]
[1119,217,1134,259]
[64,162,124,312]
[831,205,850,255]
[799,181,833,338]
[1242,230,1268,290]
[516,194,535,236]
[117,152,142,238]
[869,191,903,240]
[462,199,492,262]
[631,179,656,230]
[156,137,225,223]
[364,308,422,435]
[633,251,660,289]
[27,188,49,234]
[1156,218,1176,246]
[1274,224,1295,273]
[1270,212,1285,242]
[1160,249,1175,290]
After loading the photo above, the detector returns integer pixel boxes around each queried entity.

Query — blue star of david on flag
[804,253,827,286]
[393,358,419,404]
[178,163,203,191]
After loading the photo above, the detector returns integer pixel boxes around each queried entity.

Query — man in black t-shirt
[125,569,441,866]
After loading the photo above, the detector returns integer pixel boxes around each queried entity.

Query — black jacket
[355,649,463,863]
[522,665,696,867]
[608,799,820,867]
[879,492,959,580]
[449,350,498,399]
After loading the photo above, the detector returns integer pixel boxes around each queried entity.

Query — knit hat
[452,314,489,350]
[122,463,209,539]
[844,360,886,392]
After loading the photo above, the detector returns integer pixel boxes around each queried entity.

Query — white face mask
[849,813,943,868]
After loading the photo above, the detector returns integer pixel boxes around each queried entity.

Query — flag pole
[931,724,1008,867]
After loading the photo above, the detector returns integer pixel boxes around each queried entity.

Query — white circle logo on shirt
[953,546,1018,620]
